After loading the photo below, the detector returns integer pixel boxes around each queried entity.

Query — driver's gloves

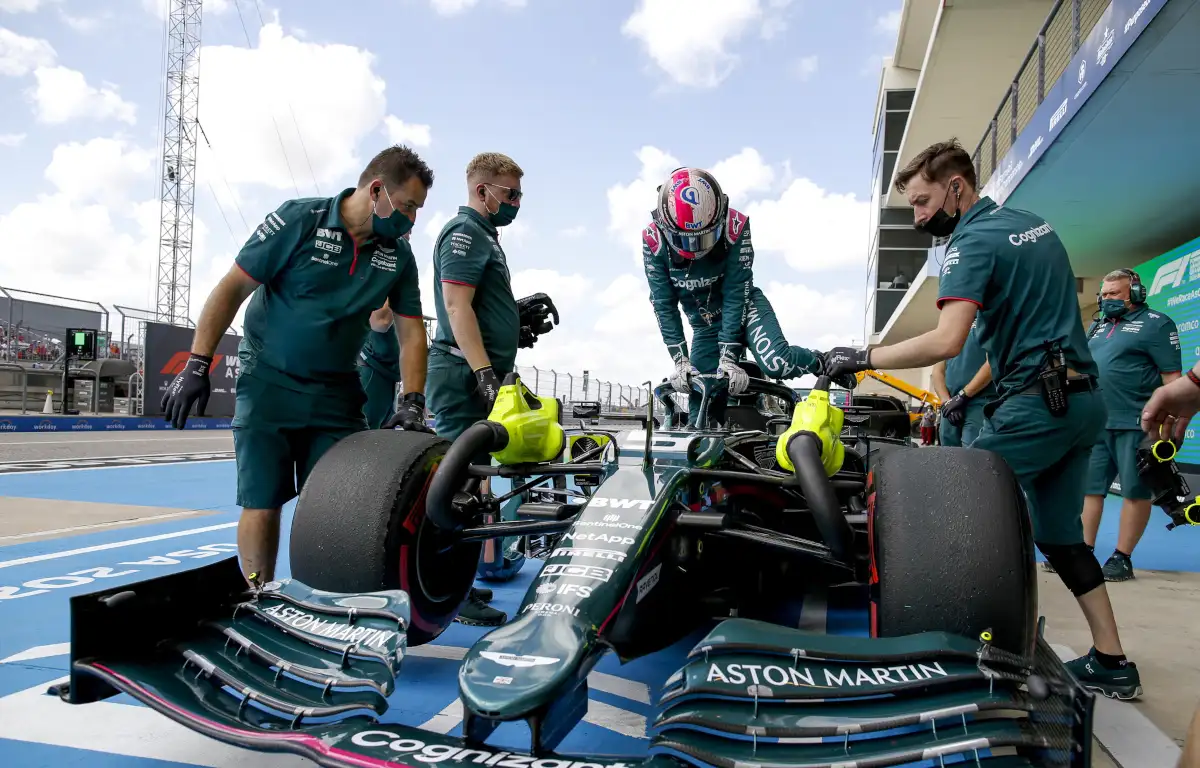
[667,342,696,394]
[941,390,970,427]
[384,392,435,433]
[718,343,749,396]
[823,346,872,384]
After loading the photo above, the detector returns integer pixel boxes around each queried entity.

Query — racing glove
[940,390,970,427]
[718,343,749,396]
[384,392,434,433]
[160,352,211,430]
[517,293,559,348]
[666,342,697,394]
[823,347,871,383]
[474,365,502,412]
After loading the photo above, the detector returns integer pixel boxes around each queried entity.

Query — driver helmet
[654,167,728,260]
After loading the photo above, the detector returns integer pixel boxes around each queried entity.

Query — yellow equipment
[775,388,845,477]
[487,374,566,465]
[854,370,942,424]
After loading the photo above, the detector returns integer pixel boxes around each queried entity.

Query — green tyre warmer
[425,349,525,582]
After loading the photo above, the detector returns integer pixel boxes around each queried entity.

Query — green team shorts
[232,373,367,510]
[1084,428,1151,499]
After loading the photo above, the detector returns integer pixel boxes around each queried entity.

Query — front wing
[58,557,1094,768]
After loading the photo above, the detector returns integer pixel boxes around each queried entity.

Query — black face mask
[917,182,961,238]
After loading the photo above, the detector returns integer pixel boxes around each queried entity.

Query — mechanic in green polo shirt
[824,139,1141,700]
[160,146,435,586]
[1081,268,1181,581]
[427,151,560,627]
[359,303,403,429]
[932,316,996,447]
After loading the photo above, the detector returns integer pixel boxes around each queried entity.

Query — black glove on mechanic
[823,347,871,383]
[160,353,212,430]
[474,365,502,412]
[519,325,539,349]
[384,392,434,433]
[941,390,970,427]
[516,293,559,348]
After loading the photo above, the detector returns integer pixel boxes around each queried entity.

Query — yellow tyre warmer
[775,389,845,477]
[487,374,566,466]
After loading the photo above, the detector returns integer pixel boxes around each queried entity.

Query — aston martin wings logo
[479,652,560,668]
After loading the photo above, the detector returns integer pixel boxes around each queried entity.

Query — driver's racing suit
[643,207,823,423]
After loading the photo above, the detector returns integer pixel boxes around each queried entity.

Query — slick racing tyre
[290,430,481,646]
[868,446,1036,656]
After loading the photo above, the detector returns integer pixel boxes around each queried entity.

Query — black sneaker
[455,587,507,626]
[474,586,493,602]
[1064,649,1142,700]
[1102,551,1135,582]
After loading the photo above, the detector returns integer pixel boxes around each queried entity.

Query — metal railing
[973,0,1109,188]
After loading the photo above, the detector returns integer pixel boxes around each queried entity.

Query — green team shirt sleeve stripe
[388,241,423,318]
[235,201,309,284]
[438,223,489,287]
[720,220,753,346]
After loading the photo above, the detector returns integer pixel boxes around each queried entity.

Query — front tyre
[289,430,482,646]
[869,446,1037,656]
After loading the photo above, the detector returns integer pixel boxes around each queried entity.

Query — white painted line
[0,522,238,570]
[0,642,69,664]
[408,644,652,704]
[1052,644,1182,767]
[0,457,235,476]
[419,699,465,734]
[582,698,646,739]
[0,676,310,767]
[0,436,230,446]
[0,510,211,541]
[797,584,828,634]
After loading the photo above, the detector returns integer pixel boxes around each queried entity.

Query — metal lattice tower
[155,0,204,326]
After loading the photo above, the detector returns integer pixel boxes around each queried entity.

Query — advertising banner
[143,322,241,418]
[983,0,1168,205]
[1134,234,1200,466]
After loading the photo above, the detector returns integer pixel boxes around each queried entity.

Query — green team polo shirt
[360,326,401,382]
[936,196,1097,398]
[236,188,422,393]
[431,206,520,376]
[944,318,997,400]
[1087,305,1181,429]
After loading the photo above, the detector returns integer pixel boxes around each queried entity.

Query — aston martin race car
[55,369,1096,767]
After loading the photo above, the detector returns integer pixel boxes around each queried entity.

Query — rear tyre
[869,446,1036,656]
[289,430,482,646]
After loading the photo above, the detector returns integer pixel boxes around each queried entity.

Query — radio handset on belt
[1038,340,1069,417]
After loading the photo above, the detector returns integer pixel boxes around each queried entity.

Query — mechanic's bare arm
[870,300,976,370]
[1163,370,1182,386]
[443,282,491,371]
[190,264,259,357]
[962,359,993,398]
[396,315,427,395]
[370,301,394,333]
[931,361,950,401]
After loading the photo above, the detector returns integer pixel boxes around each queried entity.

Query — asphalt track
[0,430,1193,767]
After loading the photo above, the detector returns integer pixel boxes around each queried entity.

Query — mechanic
[823,139,1141,700]
[161,146,435,586]
[1079,268,1181,581]
[358,233,418,430]
[643,167,855,425]
[931,316,996,447]
[425,151,559,627]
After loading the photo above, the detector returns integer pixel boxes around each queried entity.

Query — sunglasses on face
[486,183,523,203]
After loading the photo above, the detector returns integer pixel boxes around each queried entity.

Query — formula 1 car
[56,370,1096,767]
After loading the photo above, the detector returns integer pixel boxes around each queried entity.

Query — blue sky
[0,0,902,387]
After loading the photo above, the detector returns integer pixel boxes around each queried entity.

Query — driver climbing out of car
[642,167,857,426]
[823,139,1142,701]
[160,146,436,587]
[425,151,559,627]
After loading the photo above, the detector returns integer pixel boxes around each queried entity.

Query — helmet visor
[664,224,723,255]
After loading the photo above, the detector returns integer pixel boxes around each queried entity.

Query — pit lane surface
[0,430,1192,767]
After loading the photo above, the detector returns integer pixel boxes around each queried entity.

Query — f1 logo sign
[160,351,224,376]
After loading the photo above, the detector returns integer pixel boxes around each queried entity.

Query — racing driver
[642,167,855,424]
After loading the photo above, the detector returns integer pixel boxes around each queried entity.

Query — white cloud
[0,132,25,146]
[197,21,388,193]
[59,11,102,32]
[792,54,818,81]
[622,0,785,89]
[560,225,586,238]
[743,178,869,272]
[0,0,58,13]
[0,26,55,76]
[428,0,527,15]
[876,9,902,35]
[27,66,138,124]
[45,137,156,205]
[383,115,432,148]
[605,145,680,261]
[422,209,453,242]
[710,147,774,202]
[140,0,230,19]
